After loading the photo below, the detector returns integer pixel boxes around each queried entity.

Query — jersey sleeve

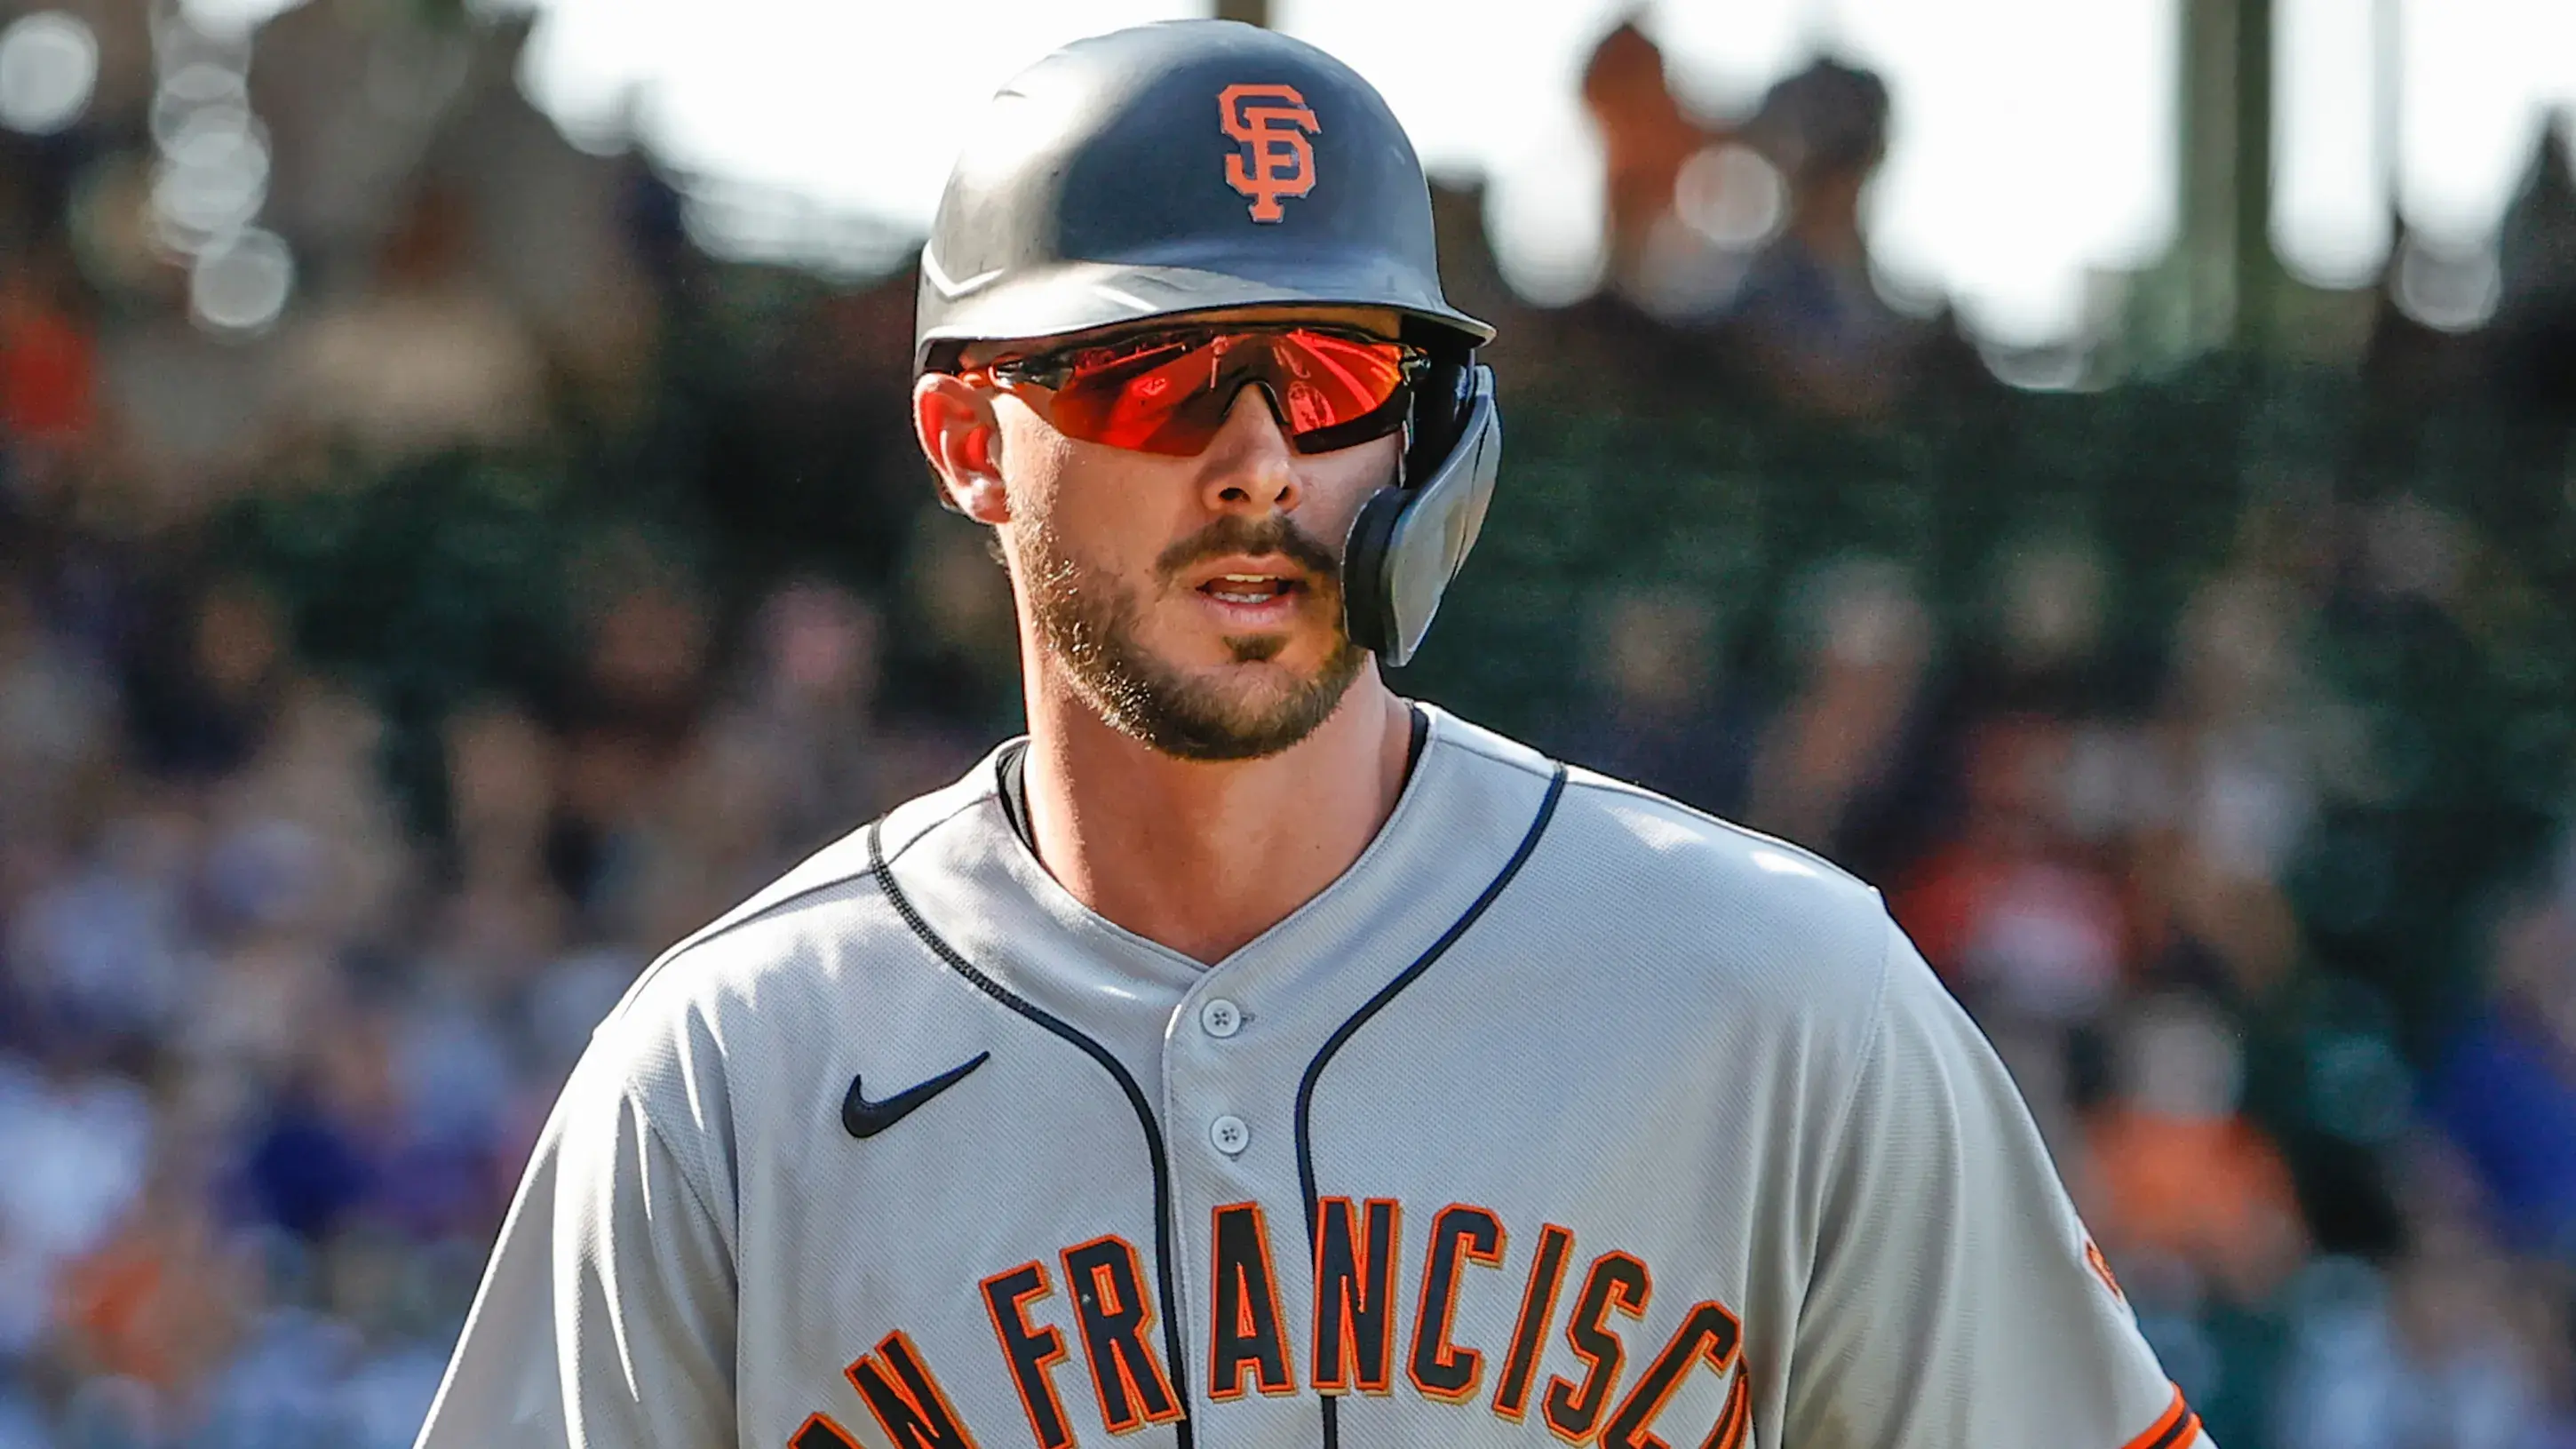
[412,1031,739,1449]
[1781,912,2208,1449]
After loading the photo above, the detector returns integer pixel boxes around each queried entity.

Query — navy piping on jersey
[865,818,1197,1448]
[1293,760,1568,1449]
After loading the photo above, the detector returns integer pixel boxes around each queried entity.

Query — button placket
[1165,962,1281,1414]
[1183,988,1252,1159]
[1208,1113,1249,1155]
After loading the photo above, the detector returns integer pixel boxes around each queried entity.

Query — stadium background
[1,0,2574,1444]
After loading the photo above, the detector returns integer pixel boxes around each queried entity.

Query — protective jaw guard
[1341,364,1501,667]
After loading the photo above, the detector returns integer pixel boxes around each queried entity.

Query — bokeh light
[2272,0,2394,289]
[2393,232,2503,331]
[188,227,295,335]
[1676,143,1788,250]
[0,12,98,135]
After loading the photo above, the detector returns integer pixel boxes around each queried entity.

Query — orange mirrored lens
[1044,329,1415,457]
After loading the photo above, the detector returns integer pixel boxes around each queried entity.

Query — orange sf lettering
[1220,83,1320,223]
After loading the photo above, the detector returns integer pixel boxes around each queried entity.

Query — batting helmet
[915,19,1502,667]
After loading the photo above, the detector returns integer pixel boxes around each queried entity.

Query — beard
[1019,511,1369,762]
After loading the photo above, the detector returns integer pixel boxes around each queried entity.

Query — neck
[1020,666,1415,965]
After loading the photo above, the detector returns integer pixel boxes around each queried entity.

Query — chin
[1199,663,1328,713]
[1096,636,1370,763]
[1037,577,1369,761]
[1162,611,1320,669]
[1216,633,1301,668]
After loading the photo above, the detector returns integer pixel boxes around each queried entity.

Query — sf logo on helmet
[1219,83,1320,223]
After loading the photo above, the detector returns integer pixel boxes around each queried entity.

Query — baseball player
[415,20,2207,1449]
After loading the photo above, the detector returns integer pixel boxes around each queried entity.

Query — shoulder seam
[1562,771,1870,890]
[622,1087,738,1260]
[1435,731,1562,784]
[1818,893,1900,1164]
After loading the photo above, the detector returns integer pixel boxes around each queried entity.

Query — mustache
[1155,514,1342,587]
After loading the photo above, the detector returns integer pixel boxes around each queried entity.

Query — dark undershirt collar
[996,703,1429,856]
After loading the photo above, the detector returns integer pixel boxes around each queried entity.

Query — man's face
[973,308,1404,761]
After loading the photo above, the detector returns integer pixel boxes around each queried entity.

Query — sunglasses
[961,325,1430,458]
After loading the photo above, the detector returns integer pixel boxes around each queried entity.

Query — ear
[913,373,1011,524]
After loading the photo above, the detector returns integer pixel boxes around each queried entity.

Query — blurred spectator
[276,184,547,460]
[1981,537,2119,713]
[2109,569,2326,1005]
[0,250,95,452]
[1559,585,1750,814]
[2273,1142,2573,1449]
[2494,109,2576,410]
[1729,58,1921,416]
[1585,22,1709,281]
[0,572,115,843]
[1581,20,1747,322]
[241,1054,383,1246]
[54,1162,249,1416]
[2168,571,2322,889]
[2425,895,2576,1262]
[0,1047,152,1354]
[250,0,474,284]
[713,580,893,856]
[208,685,409,943]
[419,17,664,426]
[440,703,568,983]
[1746,557,1934,871]
[2084,992,2308,1305]
[1895,714,2126,1025]
[547,570,713,930]
[122,576,290,784]
[5,801,195,1046]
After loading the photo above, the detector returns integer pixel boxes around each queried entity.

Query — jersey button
[1200,999,1243,1038]
[1209,1114,1250,1156]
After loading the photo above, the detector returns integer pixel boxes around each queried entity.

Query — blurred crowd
[1565,541,2576,1449]
[0,3,2573,1446]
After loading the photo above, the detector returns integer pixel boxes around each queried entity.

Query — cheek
[1303,433,1402,538]
[1014,434,1197,575]
[993,405,1075,516]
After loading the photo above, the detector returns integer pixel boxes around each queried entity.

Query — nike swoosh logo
[919,249,1005,300]
[843,1052,990,1139]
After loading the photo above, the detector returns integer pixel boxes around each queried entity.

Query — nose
[1198,386,1302,515]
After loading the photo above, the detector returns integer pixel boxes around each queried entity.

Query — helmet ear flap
[1341,365,1501,667]
[1341,485,1408,660]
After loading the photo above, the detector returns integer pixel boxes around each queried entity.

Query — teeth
[1202,572,1291,605]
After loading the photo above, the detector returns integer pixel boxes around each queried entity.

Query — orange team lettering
[1210,1202,1299,1398]
[797,1203,1779,1446]
[845,1330,982,1449]
[1059,1235,1185,1433]
[1312,1197,1404,1394]
[1543,1252,1653,1443]
[1220,83,1320,222]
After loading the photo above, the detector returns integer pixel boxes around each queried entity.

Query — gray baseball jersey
[414,706,2206,1449]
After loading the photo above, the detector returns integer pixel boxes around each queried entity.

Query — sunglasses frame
[964,322,1433,457]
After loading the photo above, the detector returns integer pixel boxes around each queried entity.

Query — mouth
[1183,556,1316,630]
[1198,571,1301,606]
